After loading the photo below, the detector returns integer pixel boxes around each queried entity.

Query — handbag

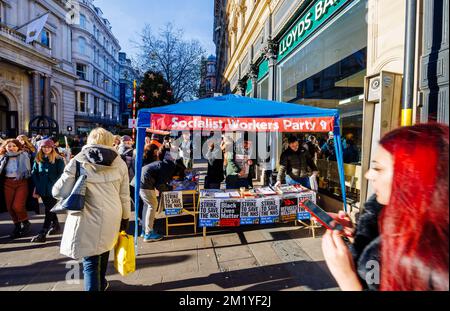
[51,161,87,214]
[114,231,136,276]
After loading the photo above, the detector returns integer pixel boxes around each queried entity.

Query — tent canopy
[133,94,347,251]
[137,94,339,127]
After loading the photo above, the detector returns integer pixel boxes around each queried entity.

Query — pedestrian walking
[0,139,32,239]
[118,135,135,181]
[17,135,37,156]
[52,128,131,291]
[322,123,449,291]
[30,139,65,243]
[17,134,39,214]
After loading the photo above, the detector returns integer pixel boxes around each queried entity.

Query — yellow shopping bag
[114,231,136,276]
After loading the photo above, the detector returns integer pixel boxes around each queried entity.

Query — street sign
[128,118,136,129]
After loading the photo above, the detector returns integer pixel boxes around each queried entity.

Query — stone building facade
[0,0,122,137]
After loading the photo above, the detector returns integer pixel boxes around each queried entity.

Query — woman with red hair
[322,123,449,291]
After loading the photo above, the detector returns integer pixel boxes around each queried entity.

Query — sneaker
[20,221,31,237]
[102,280,110,291]
[143,231,163,242]
[30,233,47,243]
[47,223,62,236]
[9,224,21,239]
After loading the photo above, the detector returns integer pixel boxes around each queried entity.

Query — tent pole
[134,126,147,254]
[333,118,348,213]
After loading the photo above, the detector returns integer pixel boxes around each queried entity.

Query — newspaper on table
[255,186,277,195]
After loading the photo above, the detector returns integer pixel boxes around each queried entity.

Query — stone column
[263,37,278,101]
[31,71,41,118]
[236,79,246,96]
[44,74,51,118]
[249,62,258,98]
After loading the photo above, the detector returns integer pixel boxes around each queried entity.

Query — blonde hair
[87,128,114,147]
[17,135,36,153]
[35,148,59,164]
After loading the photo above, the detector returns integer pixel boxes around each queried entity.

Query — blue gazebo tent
[134,94,347,247]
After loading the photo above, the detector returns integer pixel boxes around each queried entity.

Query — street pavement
[0,162,339,291]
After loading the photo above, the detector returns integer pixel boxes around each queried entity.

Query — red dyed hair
[379,123,449,291]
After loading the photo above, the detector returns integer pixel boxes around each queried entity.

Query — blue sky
[94,0,216,59]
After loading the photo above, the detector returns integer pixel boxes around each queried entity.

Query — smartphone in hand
[301,199,344,232]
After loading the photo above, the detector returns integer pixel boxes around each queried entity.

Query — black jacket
[277,147,318,182]
[205,147,224,183]
[140,159,176,191]
[350,194,383,291]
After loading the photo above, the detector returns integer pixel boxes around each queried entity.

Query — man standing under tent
[275,136,319,189]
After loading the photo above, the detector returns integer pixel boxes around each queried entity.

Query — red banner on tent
[150,114,334,133]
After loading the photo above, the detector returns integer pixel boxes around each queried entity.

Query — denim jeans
[82,251,110,291]
[41,196,58,232]
[286,175,311,189]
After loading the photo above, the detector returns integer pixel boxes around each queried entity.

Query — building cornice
[0,35,58,67]
[78,1,121,49]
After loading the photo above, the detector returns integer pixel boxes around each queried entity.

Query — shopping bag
[114,231,136,276]
[309,175,319,192]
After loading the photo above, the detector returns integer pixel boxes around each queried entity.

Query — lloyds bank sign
[277,0,351,61]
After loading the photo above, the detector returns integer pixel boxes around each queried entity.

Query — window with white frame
[76,63,87,80]
[0,2,5,24]
[77,91,88,113]
[78,37,86,55]
[40,29,51,48]
[80,14,86,29]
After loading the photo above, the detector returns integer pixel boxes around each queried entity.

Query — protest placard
[280,196,299,222]
[163,191,183,216]
[240,199,260,225]
[259,197,280,224]
[297,191,316,220]
[219,200,241,227]
[199,199,220,227]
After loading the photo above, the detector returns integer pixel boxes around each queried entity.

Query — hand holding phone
[301,199,351,236]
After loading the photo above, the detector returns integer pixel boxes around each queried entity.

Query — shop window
[257,76,269,99]
[277,0,368,202]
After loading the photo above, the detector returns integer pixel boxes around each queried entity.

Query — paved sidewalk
[0,212,338,291]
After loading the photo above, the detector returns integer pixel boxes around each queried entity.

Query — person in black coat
[138,147,177,242]
[204,139,224,189]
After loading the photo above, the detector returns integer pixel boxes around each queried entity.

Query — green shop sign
[246,78,252,94]
[258,59,269,81]
[277,0,351,61]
